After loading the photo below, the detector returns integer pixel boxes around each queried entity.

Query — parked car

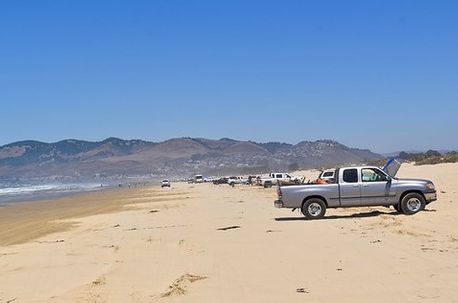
[260,173,300,188]
[247,175,261,185]
[227,176,248,186]
[194,175,204,183]
[227,176,237,185]
[213,177,228,185]
[274,161,437,219]
[161,179,171,188]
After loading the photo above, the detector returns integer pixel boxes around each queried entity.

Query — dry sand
[0,163,457,302]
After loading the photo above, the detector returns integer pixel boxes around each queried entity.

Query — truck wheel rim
[406,197,421,212]
[308,202,322,216]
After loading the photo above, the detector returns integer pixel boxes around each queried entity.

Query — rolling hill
[0,137,381,179]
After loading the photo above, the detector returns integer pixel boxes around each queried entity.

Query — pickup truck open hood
[382,158,402,177]
[396,178,429,183]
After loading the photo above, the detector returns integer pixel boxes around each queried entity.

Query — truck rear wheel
[301,198,326,219]
[264,181,272,188]
[400,193,425,215]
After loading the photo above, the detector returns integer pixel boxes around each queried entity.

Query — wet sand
[0,163,457,302]
[0,187,189,246]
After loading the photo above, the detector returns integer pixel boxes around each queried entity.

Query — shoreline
[0,185,188,246]
[0,186,106,206]
[0,181,159,205]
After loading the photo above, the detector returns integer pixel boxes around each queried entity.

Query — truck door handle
[363,185,369,187]
[353,185,359,188]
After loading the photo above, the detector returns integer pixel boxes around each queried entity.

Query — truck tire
[301,198,326,219]
[264,181,272,188]
[393,203,401,212]
[400,192,425,215]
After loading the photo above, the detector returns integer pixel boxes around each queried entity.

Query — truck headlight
[425,183,435,190]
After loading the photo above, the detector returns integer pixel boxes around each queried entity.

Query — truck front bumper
[274,199,284,208]
[424,191,437,203]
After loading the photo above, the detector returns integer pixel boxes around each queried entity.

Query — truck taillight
[277,186,282,198]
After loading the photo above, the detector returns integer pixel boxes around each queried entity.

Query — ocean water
[0,183,106,204]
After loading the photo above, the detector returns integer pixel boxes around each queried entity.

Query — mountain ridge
[0,137,381,179]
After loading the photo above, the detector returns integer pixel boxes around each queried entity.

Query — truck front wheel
[301,198,326,219]
[400,193,425,215]
[264,181,272,188]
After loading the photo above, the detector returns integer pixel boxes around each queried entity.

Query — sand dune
[0,163,457,302]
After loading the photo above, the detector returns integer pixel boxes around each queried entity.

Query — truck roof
[338,165,380,170]
[338,159,402,177]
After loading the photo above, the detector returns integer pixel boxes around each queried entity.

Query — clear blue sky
[1,1,457,153]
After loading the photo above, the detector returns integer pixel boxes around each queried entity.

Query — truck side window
[276,174,283,178]
[362,168,388,182]
[343,169,358,183]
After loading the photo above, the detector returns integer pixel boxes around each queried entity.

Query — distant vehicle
[275,160,437,219]
[161,179,171,188]
[204,177,214,183]
[227,176,249,186]
[194,175,204,183]
[247,175,261,185]
[260,173,300,188]
[213,177,228,185]
[227,176,238,185]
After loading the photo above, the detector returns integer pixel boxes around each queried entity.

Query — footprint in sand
[0,252,18,257]
[266,229,282,233]
[217,225,241,231]
[449,236,458,242]
[145,237,161,243]
[160,274,207,297]
[103,245,119,252]
[91,277,106,287]
[35,239,65,244]
[397,229,431,238]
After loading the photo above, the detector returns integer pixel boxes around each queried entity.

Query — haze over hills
[0,137,381,181]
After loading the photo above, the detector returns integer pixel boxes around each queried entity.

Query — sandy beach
[0,163,457,302]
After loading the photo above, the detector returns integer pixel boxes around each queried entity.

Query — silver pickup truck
[274,160,437,219]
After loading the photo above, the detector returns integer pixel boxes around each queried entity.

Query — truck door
[360,168,394,206]
[339,168,361,206]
